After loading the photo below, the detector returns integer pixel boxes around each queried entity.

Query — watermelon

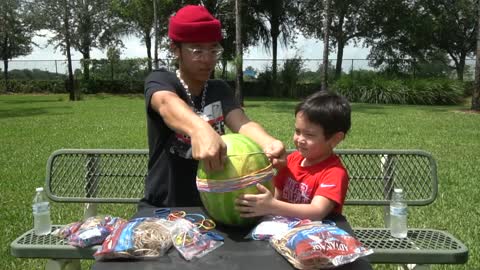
[197,134,274,226]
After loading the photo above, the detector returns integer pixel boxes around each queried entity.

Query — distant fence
[2,58,476,82]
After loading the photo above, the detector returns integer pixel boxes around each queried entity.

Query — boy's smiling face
[293,111,342,165]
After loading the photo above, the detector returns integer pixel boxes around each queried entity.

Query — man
[142,5,285,207]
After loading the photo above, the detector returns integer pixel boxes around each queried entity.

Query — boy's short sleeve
[313,166,349,213]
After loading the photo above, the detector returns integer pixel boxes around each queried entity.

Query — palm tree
[250,0,298,95]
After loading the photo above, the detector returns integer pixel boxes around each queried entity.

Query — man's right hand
[151,91,227,171]
[190,127,227,172]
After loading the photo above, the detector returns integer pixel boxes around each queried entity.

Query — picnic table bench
[10,149,468,270]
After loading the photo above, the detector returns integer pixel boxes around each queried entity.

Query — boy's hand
[235,184,275,217]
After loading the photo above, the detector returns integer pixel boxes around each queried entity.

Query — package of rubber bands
[270,221,373,269]
[170,218,224,261]
[52,215,126,248]
[94,217,174,260]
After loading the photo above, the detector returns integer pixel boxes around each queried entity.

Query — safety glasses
[184,46,224,61]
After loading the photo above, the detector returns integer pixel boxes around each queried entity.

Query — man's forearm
[238,121,278,149]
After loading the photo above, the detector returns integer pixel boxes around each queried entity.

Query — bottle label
[33,202,50,214]
[390,206,407,216]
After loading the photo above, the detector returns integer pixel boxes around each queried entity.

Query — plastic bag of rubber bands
[170,218,224,261]
[270,221,373,269]
[94,217,175,260]
[52,215,126,248]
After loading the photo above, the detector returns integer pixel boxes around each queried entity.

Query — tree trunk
[235,0,244,106]
[153,0,159,70]
[334,13,345,80]
[453,52,466,81]
[145,33,153,72]
[472,0,480,111]
[335,40,345,80]
[321,0,331,91]
[80,2,91,81]
[222,59,227,79]
[3,59,8,92]
[82,50,90,81]
[64,0,76,101]
[271,22,279,96]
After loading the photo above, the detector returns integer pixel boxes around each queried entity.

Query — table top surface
[92,206,291,270]
[91,206,372,270]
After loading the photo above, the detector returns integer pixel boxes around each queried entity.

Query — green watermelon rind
[197,134,270,180]
[197,134,273,226]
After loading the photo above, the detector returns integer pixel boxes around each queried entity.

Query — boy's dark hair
[295,91,351,139]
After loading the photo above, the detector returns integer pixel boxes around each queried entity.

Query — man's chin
[198,70,213,78]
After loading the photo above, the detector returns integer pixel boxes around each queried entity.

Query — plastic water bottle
[390,188,407,238]
[32,187,52,235]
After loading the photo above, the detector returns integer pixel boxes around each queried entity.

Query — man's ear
[170,42,180,59]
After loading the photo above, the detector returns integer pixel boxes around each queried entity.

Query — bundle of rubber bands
[94,217,174,260]
[196,164,274,193]
[270,222,373,269]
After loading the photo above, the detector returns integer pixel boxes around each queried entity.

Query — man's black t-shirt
[142,69,240,207]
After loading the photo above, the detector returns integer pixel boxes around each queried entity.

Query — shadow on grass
[269,103,296,113]
[352,103,455,115]
[0,106,72,119]
[1,97,65,104]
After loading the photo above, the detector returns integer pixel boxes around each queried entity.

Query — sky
[11,30,371,74]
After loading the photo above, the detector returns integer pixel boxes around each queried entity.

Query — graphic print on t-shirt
[168,101,225,159]
[282,177,312,203]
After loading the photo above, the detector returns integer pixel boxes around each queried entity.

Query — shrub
[280,57,304,98]
[332,76,463,105]
[0,80,66,93]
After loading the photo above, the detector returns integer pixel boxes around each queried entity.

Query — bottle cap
[394,188,403,193]
[36,187,44,192]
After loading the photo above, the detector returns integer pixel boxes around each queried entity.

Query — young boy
[235,91,351,220]
[236,91,373,269]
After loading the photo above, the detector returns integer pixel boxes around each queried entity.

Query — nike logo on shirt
[320,183,336,188]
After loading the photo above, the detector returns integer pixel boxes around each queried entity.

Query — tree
[112,0,181,72]
[250,0,298,89]
[363,0,435,75]
[200,0,264,83]
[0,0,36,92]
[297,0,368,79]
[235,0,243,105]
[426,0,477,81]
[321,0,331,91]
[364,0,476,80]
[38,0,77,100]
[473,0,480,111]
[72,0,122,81]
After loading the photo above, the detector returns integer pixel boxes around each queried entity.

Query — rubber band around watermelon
[196,134,275,226]
[196,164,274,193]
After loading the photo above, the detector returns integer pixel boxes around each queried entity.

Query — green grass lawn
[1,94,479,270]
